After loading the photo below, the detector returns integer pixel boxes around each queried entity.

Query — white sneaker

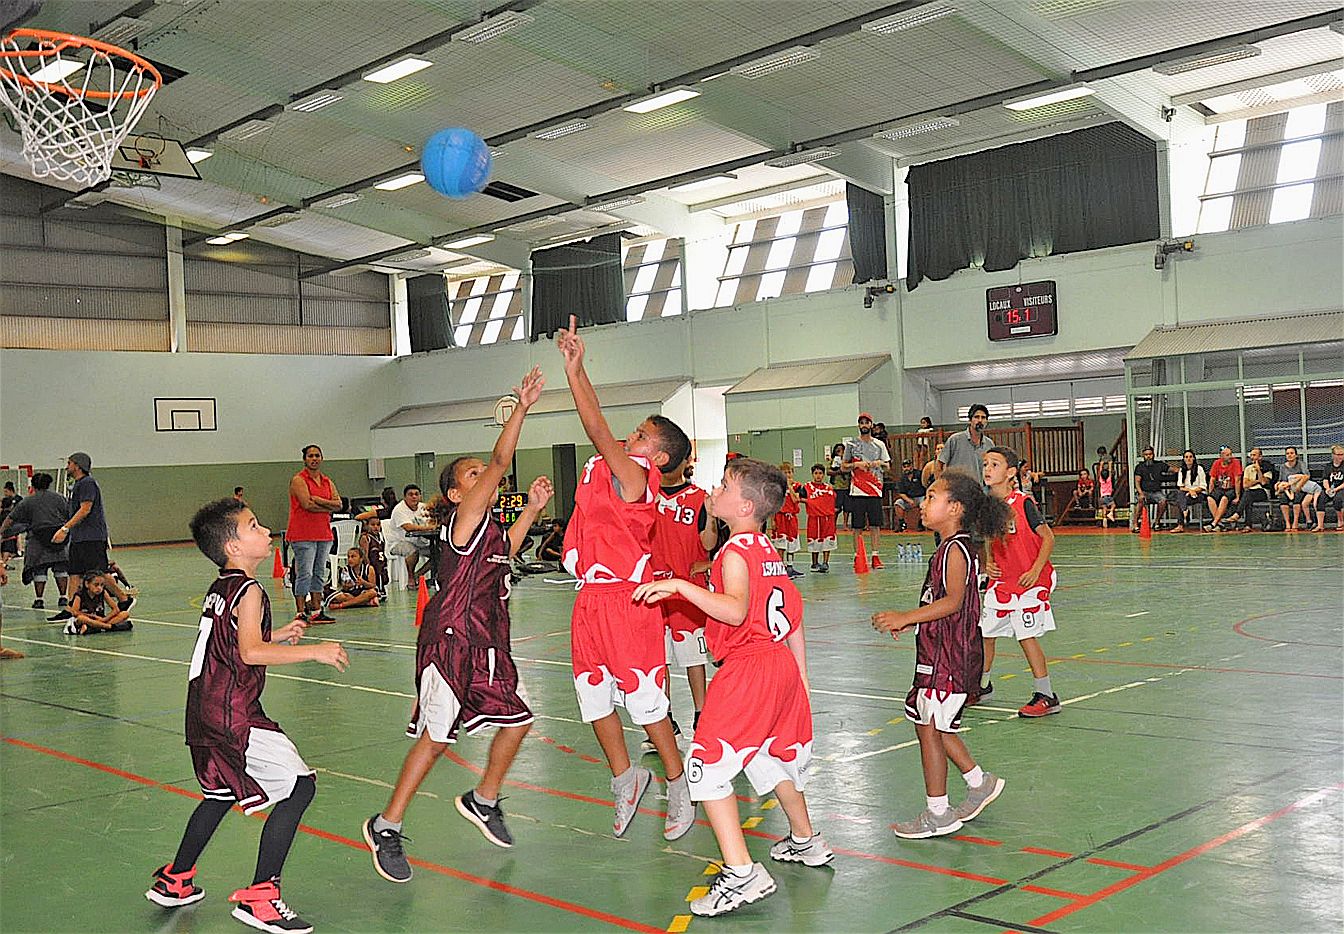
[768,832,834,867]
[690,863,776,917]
[611,767,652,837]
[663,773,695,840]
[892,807,963,839]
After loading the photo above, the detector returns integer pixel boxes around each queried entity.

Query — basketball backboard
[108,133,202,179]
[0,0,42,34]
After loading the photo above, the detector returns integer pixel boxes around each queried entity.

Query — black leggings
[1234,486,1268,518]
[169,775,316,884]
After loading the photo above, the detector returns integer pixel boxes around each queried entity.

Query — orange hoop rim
[0,28,162,100]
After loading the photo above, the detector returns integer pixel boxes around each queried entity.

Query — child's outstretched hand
[871,610,913,636]
[274,617,307,646]
[632,578,682,606]
[528,475,554,510]
[556,315,585,371]
[315,641,350,672]
[514,365,545,409]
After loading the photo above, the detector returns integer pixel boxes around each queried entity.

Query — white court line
[1053,562,1334,572]
[1125,611,1150,618]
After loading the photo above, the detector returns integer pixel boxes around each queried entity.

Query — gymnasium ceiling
[2,0,1341,278]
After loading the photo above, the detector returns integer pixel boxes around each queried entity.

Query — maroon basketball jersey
[707,532,802,661]
[652,482,708,579]
[912,532,983,695]
[185,569,280,748]
[562,455,661,586]
[420,506,513,650]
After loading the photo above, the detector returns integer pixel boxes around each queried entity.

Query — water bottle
[914,543,923,563]
[896,543,907,562]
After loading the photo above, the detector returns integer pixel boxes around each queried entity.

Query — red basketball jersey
[987,491,1054,598]
[652,482,708,579]
[804,482,836,517]
[707,532,802,661]
[185,569,281,749]
[562,454,661,586]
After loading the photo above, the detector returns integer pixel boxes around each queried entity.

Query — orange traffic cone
[272,546,284,578]
[414,575,429,627]
[1139,505,1152,540]
[853,534,870,575]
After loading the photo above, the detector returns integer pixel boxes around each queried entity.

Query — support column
[165,220,187,352]
[389,274,410,357]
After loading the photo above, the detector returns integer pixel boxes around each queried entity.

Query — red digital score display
[986,280,1057,342]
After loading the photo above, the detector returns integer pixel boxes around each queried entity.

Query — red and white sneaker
[1018,692,1062,718]
[870,554,884,569]
[145,863,205,907]
[228,880,313,933]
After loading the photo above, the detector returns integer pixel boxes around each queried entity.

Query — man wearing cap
[937,404,993,486]
[844,413,890,569]
[49,452,109,622]
[1207,446,1242,531]
[893,458,927,531]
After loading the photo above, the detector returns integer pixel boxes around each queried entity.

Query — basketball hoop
[493,395,519,427]
[0,28,161,186]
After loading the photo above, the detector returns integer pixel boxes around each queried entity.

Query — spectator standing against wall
[287,445,341,622]
[48,453,109,622]
[0,472,69,611]
[1320,445,1344,532]
[828,443,851,531]
[844,413,890,569]
[1,481,22,569]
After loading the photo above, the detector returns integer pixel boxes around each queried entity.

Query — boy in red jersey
[635,458,832,918]
[362,367,552,882]
[978,447,1061,718]
[146,500,348,934]
[555,316,696,841]
[771,462,803,578]
[803,463,837,571]
[648,452,714,741]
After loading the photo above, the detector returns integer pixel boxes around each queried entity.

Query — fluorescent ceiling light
[531,119,590,141]
[873,116,960,140]
[205,236,232,245]
[220,118,274,141]
[764,147,840,168]
[1003,85,1095,111]
[316,192,362,208]
[1152,45,1261,76]
[623,87,701,113]
[185,148,213,163]
[730,46,819,80]
[286,89,345,113]
[206,232,249,245]
[587,195,645,211]
[669,173,737,193]
[29,58,85,83]
[362,57,433,84]
[374,172,425,191]
[454,10,533,43]
[862,5,957,34]
[444,234,495,249]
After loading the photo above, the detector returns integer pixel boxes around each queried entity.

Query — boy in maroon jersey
[636,458,832,917]
[978,447,1061,718]
[872,472,1010,839]
[146,500,348,934]
[362,367,552,881]
[555,316,696,841]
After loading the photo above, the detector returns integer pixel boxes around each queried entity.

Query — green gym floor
[1,530,1341,934]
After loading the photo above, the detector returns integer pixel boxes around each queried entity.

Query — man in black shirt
[1132,446,1173,532]
[892,460,926,531]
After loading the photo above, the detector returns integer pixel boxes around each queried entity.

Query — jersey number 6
[766,587,791,642]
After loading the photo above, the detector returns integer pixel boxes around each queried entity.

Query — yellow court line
[685,886,709,902]
[741,816,763,829]
[760,799,778,810]
[667,915,692,933]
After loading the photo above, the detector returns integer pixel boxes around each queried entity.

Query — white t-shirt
[388,500,429,550]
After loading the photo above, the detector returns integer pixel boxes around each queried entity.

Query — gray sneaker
[663,773,695,840]
[690,863,777,917]
[768,833,834,867]
[456,791,514,848]
[955,773,1005,822]
[612,767,653,837]
[892,807,963,839]
[362,815,412,883]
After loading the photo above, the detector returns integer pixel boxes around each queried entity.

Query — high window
[447,271,525,346]
[622,238,683,321]
[714,201,853,307]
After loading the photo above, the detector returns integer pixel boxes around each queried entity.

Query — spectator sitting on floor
[1206,446,1242,531]
[1132,446,1173,532]
[358,517,388,596]
[892,460,925,531]
[327,548,379,609]
[536,519,565,562]
[1172,450,1207,533]
[1275,447,1321,532]
[64,570,132,635]
[1227,447,1274,531]
[1075,470,1094,511]
[1321,444,1344,532]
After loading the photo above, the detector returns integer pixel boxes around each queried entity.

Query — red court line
[4,736,664,934]
[1232,613,1340,648]
[1020,846,1074,859]
[1046,655,1342,680]
[832,847,1009,886]
[1020,884,1084,900]
[1086,856,1150,871]
[1028,784,1344,927]
[953,834,1004,847]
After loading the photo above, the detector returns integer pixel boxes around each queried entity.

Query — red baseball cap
[858,412,874,421]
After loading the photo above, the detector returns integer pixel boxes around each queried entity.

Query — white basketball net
[0,30,160,186]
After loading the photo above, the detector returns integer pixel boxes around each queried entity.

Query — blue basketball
[421,127,492,199]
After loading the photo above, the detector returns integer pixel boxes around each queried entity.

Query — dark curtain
[406,273,453,352]
[529,233,625,340]
[905,122,1159,290]
[845,183,888,284]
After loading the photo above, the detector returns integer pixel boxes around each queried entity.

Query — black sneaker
[969,681,993,705]
[48,609,73,622]
[455,791,514,847]
[361,815,412,883]
[31,599,43,609]
[309,611,336,624]
[228,880,312,934]
[118,595,137,614]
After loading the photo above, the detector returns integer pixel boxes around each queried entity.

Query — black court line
[945,909,1058,933]
[0,692,181,735]
[5,779,199,815]
[889,761,1310,932]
